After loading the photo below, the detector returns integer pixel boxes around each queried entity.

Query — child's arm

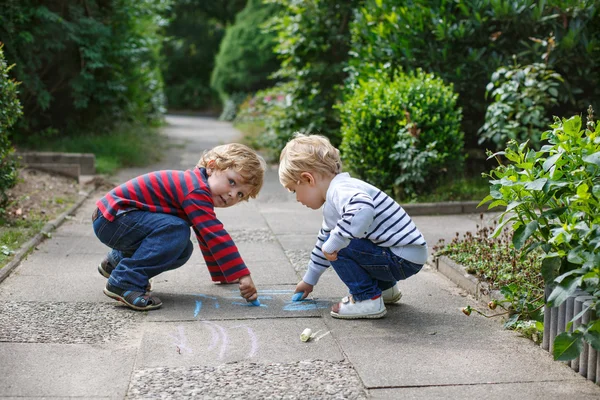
[185,192,251,283]
[321,191,375,255]
[301,224,331,287]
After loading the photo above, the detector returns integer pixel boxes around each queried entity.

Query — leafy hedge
[0,44,21,209]
[349,0,600,147]
[0,0,170,140]
[481,107,600,361]
[162,0,247,111]
[211,0,280,103]
[264,0,360,147]
[338,69,464,197]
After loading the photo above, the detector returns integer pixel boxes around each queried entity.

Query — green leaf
[547,276,582,307]
[584,320,600,352]
[524,178,547,191]
[513,220,538,250]
[542,153,561,172]
[562,116,582,136]
[553,331,583,361]
[583,152,600,167]
[541,256,561,284]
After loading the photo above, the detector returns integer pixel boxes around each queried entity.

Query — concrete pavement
[0,115,599,399]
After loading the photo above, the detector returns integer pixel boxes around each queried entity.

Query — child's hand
[238,275,258,301]
[295,281,314,300]
[323,250,338,261]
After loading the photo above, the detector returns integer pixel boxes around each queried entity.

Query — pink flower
[264,95,273,102]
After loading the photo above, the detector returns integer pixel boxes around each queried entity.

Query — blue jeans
[92,210,193,291]
[330,239,423,301]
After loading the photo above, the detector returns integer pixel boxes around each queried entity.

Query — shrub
[479,62,564,151]
[480,107,600,361]
[264,0,360,147]
[0,0,169,138]
[0,44,22,209]
[349,0,600,147]
[338,69,464,197]
[210,0,280,101]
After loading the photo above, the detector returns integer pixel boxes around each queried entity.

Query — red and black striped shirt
[96,167,250,282]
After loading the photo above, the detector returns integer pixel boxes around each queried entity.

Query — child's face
[206,167,251,208]
[286,173,326,210]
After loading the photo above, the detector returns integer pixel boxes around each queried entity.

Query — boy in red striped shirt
[92,143,265,311]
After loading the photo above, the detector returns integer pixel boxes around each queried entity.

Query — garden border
[0,185,97,285]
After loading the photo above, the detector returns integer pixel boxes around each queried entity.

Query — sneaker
[98,257,114,279]
[98,256,153,291]
[382,284,402,304]
[103,282,162,311]
[330,295,386,319]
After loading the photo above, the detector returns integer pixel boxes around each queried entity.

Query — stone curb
[403,200,503,216]
[428,255,503,306]
[0,185,97,285]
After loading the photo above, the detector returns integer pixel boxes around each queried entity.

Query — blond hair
[197,143,266,199]
[279,133,342,187]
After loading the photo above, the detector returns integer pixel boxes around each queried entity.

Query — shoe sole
[330,308,387,320]
[383,292,402,304]
[99,263,153,291]
[98,263,111,279]
[103,287,162,311]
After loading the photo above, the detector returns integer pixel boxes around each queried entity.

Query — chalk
[292,292,304,302]
[300,328,312,342]
[249,299,261,306]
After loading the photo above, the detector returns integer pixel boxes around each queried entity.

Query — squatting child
[92,143,266,311]
[279,134,428,319]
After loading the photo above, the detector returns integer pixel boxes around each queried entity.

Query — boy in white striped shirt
[279,134,428,319]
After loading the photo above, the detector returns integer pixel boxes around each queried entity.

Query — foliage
[0,0,170,138]
[338,68,463,197]
[264,0,360,148]
[0,44,21,210]
[479,62,564,151]
[211,0,280,102]
[349,0,600,147]
[162,0,246,111]
[436,215,545,333]
[480,107,600,360]
[234,82,294,160]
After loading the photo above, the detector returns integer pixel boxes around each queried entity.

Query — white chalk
[300,328,312,342]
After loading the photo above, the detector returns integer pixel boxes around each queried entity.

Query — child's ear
[300,172,315,185]
[206,160,215,175]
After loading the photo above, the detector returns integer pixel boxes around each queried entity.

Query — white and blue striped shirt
[304,173,428,286]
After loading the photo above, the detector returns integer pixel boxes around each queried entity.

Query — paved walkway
[1,115,599,399]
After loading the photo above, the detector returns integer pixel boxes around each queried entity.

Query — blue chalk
[292,292,304,302]
[249,299,261,306]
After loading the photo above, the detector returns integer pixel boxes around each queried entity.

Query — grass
[19,121,169,175]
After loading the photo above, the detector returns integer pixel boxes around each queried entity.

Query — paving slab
[137,318,342,367]
[127,360,367,400]
[144,286,330,322]
[368,381,600,400]
[0,343,135,398]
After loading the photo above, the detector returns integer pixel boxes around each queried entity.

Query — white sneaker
[382,284,402,304]
[330,295,386,319]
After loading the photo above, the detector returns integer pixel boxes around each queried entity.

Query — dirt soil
[3,168,87,221]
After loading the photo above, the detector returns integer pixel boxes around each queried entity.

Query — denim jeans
[92,210,193,291]
[330,239,423,301]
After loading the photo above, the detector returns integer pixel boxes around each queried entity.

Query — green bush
[264,0,360,148]
[481,107,600,361]
[162,1,247,111]
[338,69,464,197]
[479,62,564,151]
[211,0,280,102]
[0,44,22,209]
[0,0,169,139]
[349,0,600,147]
